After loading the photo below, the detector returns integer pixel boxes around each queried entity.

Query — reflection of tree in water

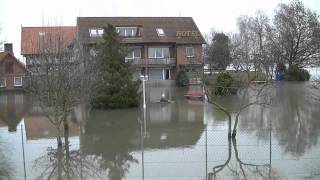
[33,119,104,180]
[82,109,139,180]
[225,83,320,157]
[0,138,14,180]
[208,137,280,180]
[270,83,320,156]
[33,144,103,180]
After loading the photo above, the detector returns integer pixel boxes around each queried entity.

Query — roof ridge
[77,16,193,18]
[22,26,76,28]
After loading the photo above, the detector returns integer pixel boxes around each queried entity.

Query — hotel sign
[176,31,201,37]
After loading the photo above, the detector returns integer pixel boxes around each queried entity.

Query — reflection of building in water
[24,111,79,140]
[144,86,204,148]
[82,86,204,151]
[0,92,28,132]
[24,103,81,140]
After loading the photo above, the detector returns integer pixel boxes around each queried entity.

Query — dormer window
[116,27,137,37]
[156,28,165,36]
[38,32,45,36]
[89,28,103,37]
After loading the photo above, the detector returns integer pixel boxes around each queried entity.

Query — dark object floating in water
[184,91,204,101]
[250,80,267,84]
[160,97,170,103]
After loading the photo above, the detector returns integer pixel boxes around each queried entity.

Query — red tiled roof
[21,26,76,55]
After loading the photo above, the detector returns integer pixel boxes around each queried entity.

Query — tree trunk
[63,115,71,180]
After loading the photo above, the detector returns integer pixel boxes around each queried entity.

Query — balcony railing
[126,58,176,65]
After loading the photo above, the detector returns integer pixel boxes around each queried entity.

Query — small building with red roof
[21,26,76,71]
[0,43,27,91]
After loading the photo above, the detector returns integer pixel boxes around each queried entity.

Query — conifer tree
[91,24,140,109]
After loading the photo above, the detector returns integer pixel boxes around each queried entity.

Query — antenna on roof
[42,12,44,26]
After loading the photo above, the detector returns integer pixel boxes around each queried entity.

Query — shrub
[213,72,238,96]
[287,65,310,81]
[176,70,189,87]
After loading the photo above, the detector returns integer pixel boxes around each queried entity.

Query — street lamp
[140,75,148,109]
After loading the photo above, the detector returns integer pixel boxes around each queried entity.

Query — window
[14,77,23,87]
[126,48,141,59]
[89,28,103,37]
[186,47,194,57]
[98,29,104,36]
[148,47,170,58]
[38,32,45,36]
[116,27,137,37]
[156,28,165,36]
[0,78,6,87]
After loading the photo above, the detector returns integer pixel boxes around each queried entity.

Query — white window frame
[38,32,45,36]
[186,47,195,57]
[148,47,170,59]
[126,48,141,59]
[89,28,103,37]
[0,77,6,87]
[14,77,23,87]
[156,28,165,36]
[116,27,137,37]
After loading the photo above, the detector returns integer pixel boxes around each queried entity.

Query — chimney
[4,43,13,55]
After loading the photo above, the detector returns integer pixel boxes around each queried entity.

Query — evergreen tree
[91,24,140,109]
[208,33,231,70]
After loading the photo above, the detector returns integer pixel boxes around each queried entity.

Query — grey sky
[0,0,319,59]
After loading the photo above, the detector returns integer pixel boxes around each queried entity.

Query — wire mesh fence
[1,122,320,180]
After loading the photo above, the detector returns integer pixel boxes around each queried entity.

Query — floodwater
[0,82,320,180]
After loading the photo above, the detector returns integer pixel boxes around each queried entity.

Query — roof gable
[0,52,9,63]
[0,52,27,72]
[77,17,206,44]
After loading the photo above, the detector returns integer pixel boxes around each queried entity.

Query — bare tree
[273,0,320,68]
[27,29,82,147]
[205,11,273,137]
[0,26,5,51]
[206,81,271,137]
[208,137,279,180]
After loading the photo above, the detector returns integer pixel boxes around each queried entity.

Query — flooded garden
[0,81,320,180]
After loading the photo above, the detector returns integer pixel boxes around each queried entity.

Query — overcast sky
[0,0,319,59]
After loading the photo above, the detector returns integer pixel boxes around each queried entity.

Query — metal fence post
[21,124,27,180]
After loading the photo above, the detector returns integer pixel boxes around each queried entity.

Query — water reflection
[82,85,205,179]
[0,92,29,132]
[33,135,104,180]
[207,82,320,157]
[82,109,140,180]
[23,111,79,140]
[0,83,319,179]
[208,137,280,180]
[0,136,14,180]
[271,83,320,156]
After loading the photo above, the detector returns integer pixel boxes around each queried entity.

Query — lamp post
[140,74,148,180]
[140,75,148,109]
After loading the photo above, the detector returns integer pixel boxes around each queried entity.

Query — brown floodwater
[0,82,319,180]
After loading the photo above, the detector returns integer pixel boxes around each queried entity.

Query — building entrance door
[165,69,170,80]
